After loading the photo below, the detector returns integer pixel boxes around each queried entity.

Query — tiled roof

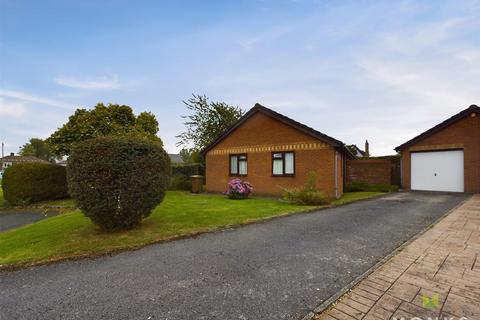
[395,104,480,151]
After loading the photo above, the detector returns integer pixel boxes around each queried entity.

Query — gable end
[201,103,350,156]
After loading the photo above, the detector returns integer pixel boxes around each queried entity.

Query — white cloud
[54,74,120,89]
[0,89,72,109]
[0,98,26,117]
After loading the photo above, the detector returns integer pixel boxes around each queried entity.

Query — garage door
[411,150,464,192]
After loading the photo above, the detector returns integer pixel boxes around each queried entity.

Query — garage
[396,105,480,193]
[411,150,464,192]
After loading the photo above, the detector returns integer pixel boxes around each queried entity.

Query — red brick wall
[400,113,480,192]
[205,112,344,198]
[347,159,391,185]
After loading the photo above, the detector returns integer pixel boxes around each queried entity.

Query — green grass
[0,191,384,268]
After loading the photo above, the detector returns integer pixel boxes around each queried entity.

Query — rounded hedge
[2,163,69,206]
[67,136,170,231]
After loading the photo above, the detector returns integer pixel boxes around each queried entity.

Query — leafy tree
[176,94,244,152]
[179,148,201,164]
[47,103,161,156]
[19,138,56,162]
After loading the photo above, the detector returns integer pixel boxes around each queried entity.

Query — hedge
[2,163,69,206]
[67,136,170,231]
[169,163,204,190]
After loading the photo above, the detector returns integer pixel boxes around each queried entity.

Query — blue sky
[1,0,479,156]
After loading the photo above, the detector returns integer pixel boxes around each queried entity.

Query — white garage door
[411,150,464,192]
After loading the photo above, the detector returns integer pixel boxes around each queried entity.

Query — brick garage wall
[346,159,391,185]
[400,113,480,192]
[205,112,344,198]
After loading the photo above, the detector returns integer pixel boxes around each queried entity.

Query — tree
[179,148,201,164]
[176,94,244,152]
[47,103,161,156]
[19,138,56,162]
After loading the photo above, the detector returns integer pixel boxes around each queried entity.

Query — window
[229,154,247,176]
[272,151,295,176]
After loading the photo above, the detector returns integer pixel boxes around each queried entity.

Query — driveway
[315,194,480,319]
[0,210,58,232]
[0,192,468,320]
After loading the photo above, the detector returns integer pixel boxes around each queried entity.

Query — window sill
[271,174,296,178]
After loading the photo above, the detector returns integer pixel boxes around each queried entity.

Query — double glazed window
[272,152,295,176]
[228,151,295,177]
[230,154,248,176]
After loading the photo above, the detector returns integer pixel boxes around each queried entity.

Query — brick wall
[400,113,480,192]
[205,112,344,198]
[346,159,391,185]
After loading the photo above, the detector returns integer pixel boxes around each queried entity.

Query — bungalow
[201,104,353,198]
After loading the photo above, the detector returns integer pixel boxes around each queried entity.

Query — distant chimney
[365,140,370,157]
[10,152,14,157]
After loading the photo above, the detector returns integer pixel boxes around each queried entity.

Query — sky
[1,0,479,156]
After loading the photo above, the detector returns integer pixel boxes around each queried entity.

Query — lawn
[0,191,384,268]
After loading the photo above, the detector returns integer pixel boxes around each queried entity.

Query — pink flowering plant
[224,178,253,199]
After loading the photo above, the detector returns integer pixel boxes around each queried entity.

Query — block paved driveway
[0,192,468,320]
[315,194,480,320]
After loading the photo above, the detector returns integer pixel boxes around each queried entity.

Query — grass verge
[0,191,384,269]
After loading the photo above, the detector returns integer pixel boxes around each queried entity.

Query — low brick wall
[347,159,392,185]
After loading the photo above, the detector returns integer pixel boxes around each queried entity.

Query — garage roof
[395,104,480,152]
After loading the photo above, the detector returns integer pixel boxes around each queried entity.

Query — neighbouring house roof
[347,144,367,158]
[201,103,354,157]
[395,104,480,152]
[1,155,49,164]
[168,153,183,164]
[0,154,49,171]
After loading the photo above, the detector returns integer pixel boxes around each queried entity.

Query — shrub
[346,182,399,193]
[2,163,69,206]
[224,178,253,199]
[67,136,170,232]
[168,174,192,190]
[167,163,203,190]
[282,172,331,205]
[171,163,203,177]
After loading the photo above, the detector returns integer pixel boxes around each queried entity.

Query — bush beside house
[224,178,253,199]
[282,172,331,205]
[67,136,170,231]
[2,163,69,206]
[169,163,204,190]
